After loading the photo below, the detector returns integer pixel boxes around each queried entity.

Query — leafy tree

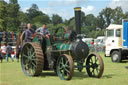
[32,15,50,27]
[113,7,124,24]
[10,0,17,4]
[123,12,128,19]
[18,11,30,23]
[0,1,7,31]
[97,7,113,29]
[63,19,69,26]
[68,18,75,30]
[7,0,20,32]
[27,4,44,21]
[51,14,63,25]
[84,14,97,32]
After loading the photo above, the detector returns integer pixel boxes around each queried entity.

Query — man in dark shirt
[25,23,34,42]
[6,44,13,62]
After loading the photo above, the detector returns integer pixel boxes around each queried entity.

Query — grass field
[0,53,128,85]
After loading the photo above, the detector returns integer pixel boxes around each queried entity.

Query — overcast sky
[4,0,128,20]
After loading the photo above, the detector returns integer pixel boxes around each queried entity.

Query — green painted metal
[32,35,40,43]
[58,42,71,51]
[64,33,69,39]
[55,43,63,50]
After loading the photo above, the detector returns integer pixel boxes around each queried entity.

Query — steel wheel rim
[56,54,74,80]
[21,43,36,76]
[86,54,104,78]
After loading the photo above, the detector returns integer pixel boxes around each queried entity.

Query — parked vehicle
[95,36,105,45]
[105,20,128,62]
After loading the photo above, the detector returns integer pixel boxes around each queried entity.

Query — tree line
[0,0,128,38]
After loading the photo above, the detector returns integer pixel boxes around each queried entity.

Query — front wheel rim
[56,54,74,80]
[86,54,104,78]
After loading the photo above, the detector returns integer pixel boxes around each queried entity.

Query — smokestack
[74,7,81,34]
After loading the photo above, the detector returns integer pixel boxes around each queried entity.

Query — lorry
[105,20,128,62]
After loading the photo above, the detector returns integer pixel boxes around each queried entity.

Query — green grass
[0,53,128,85]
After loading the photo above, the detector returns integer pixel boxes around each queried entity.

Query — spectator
[0,46,3,63]
[25,23,34,42]
[6,44,13,62]
[91,40,94,46]
[16,33,22,62]
[35,24,50,36]
[1,43,6,59]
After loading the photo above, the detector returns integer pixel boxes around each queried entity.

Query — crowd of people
[0,23,50,63]
[0,43,14,63]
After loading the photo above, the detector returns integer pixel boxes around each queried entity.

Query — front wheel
[111,51,121,62]
[56,54,74,80]
[86,53,104,78]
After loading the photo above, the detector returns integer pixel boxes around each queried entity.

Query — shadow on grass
[39,71,57,77]
[73,72,89,80]
[125,66,128,69]
[37,71,114,80]
[102,74,114,79]
[121,60,128,63]
[73,72,114,80]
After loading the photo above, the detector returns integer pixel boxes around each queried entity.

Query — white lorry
[105,20,128,62]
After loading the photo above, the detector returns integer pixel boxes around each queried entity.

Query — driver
[35,24,50,36]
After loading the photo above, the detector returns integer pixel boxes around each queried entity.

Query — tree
[32,15,50,27]
[0,1,7,31]
[27,4,44,21]
[97,7,114,29]
[124,12,128,19]
[85,14,97,26]
[9,0,17,4]
[18,11,30,23]
[51,14,63,25]
[113,7,124,24]
[7,0,20,32]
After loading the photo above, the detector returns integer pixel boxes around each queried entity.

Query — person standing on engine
[35,24,50,36]
[25,23,34,42]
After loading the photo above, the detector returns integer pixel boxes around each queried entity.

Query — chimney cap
[74,7,81,11]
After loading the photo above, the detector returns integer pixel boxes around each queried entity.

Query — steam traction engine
[21,7,104,80]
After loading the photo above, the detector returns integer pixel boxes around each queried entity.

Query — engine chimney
[74,7,81,34]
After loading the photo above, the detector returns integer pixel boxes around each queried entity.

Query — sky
[4,0,128,20]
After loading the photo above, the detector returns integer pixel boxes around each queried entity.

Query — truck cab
[105,20,128,62]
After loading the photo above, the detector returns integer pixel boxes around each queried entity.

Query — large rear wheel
[21,42,44,76]
[86,53,104,78]
[56,54,74,80]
